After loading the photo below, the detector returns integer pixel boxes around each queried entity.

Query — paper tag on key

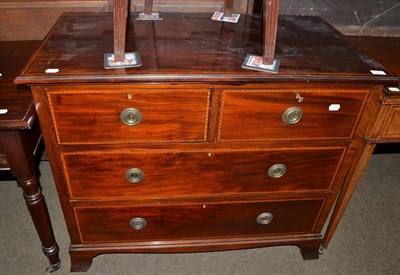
[211,12,240,23]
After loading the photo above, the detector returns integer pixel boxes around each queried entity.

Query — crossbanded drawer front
[218,89,368,141]
[62,147,345,200]
[48,89,210,144]
[74,199,325,243]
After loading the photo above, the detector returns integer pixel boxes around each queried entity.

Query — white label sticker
[0,109,9,114]
[45,68,59,73]
[370,70,386,75]
[136,12,163,20]
[329,104,341,111]
[211,12,240,23]
[388,87,400,92]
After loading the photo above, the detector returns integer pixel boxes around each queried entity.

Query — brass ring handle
[268,164,286,178]
[125,168,144,183]
[129,217,147,230]
[120,108,142,126]
[282,107,303,125]
[257,213,273,225]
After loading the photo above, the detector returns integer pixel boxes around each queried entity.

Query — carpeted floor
[0,153,399,275]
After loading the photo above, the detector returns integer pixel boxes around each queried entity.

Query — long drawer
[74,199,326,243]
[47,89,210,144]
[218,89,369,141]
[62,147,346,200]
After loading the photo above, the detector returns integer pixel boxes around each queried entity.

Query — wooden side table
[0,41,60,273]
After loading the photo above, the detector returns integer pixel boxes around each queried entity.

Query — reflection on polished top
[15,12,397,84]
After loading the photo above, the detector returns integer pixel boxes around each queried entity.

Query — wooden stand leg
[0,131,60,272]
[105,0,141,69]
[224,0,234,17]
[263,0,280,65]
[144,0,153,15]
[113,0,129,62]
[242,0,280,72]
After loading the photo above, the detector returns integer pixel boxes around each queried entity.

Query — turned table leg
[0,131,60,272]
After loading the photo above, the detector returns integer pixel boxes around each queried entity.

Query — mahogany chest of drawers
[16,13,399,272]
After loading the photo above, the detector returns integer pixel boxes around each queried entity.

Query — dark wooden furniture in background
[0,0,254,41]
[2,0,399,42]
[0,41,61,272]
[15,10,398,272]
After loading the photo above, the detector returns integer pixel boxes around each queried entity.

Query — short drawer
[382,106,400,139]
[218,89,369,140]
[62,147,346,200]
[74,199,325,243]
[48,89,210,144]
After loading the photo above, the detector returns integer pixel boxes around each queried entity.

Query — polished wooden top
[15,13,397,85]
[0,41,41,130]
